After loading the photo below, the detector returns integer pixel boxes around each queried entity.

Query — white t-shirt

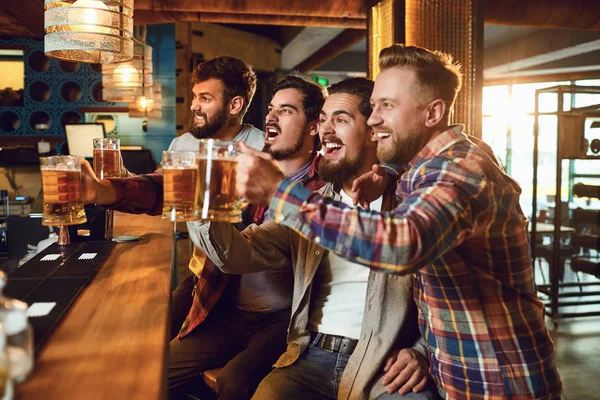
[307,189,382,339]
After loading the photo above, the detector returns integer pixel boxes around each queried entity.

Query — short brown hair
[327,77,374,119]
[191,56,257,117]
[379,44,462,116]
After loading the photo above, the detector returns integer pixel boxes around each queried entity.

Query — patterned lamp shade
[44,0,134,63]
[129,82,162,119]
[102,39,153,102]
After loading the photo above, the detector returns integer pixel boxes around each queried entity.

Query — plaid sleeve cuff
[266,178,312,225]
[380,163,401,178]
[105,173,164,216]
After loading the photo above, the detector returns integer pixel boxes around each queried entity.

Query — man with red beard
[231,45,563,400]
[194,78,438,400]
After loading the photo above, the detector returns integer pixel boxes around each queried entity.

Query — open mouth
[266,125,280,142]
[193,112,206,127]
[376,131,391,141]
[323,140,344,157]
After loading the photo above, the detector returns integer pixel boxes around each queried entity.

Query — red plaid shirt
[177,154,324,338]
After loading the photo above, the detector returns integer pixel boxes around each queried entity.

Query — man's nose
[367,109,381,127]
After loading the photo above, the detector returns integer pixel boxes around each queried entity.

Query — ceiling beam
[484,0,600,31]
[282,27,344,70]
[134,0,367,19]
[484,30,600,79]
[134,10,366,28]
[0,3,43,39]
[295,29,366,73]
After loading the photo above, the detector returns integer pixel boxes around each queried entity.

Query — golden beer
[40,159,86,226]
[194,158,246,223]
[163,167,197,220]
[93,138,121,179]
[93,148,121,178]
[161,150,198,221]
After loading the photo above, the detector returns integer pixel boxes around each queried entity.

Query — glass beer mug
[193,140,247,223]
[40,155,87,244]
[93,138,121,179]
[40,155,87,227]
[161,150,198,221]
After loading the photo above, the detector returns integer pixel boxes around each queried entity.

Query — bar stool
[203,368,222,392]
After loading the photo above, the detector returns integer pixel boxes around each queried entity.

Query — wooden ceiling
[4,0,600,42]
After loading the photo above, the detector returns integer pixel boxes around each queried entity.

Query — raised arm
[266,156,489,275]
[192,220,294,275]
[80,158,164,215]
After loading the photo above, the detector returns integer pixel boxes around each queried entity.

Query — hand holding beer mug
[194,140,247,223]
[162,150,198,221]
[40,156,87,244]
[93,138,121,239]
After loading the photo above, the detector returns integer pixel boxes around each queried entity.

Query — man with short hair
[232,45,563,400]
[172,74,326,400]
[196,77,438,400]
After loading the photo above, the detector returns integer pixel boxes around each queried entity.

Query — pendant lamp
[129,82,162,119]
[44,0,134,63]
[102,38,153,102]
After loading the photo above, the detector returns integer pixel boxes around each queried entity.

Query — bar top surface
[17,212,173,400]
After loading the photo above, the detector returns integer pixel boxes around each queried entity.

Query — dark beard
[263,135,305,161]
[188,107,228,139]
[318,154,363,187]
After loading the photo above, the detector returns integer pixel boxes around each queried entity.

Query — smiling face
[188,78,229,139]
[368,66,433,165]
[263,88,314,161]
[318,92,377,186]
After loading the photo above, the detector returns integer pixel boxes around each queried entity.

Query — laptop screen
[65,123,106,158]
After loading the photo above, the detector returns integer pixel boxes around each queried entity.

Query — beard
[263,124,306,161]
[377,126,429,165]
[188,107,228,140]
[318,152,363,187]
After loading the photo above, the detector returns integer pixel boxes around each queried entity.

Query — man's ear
[229,96,244,116]
[308,119,319,136]
[424,99,446,128]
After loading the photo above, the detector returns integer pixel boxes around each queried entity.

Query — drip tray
[6,241,116,353]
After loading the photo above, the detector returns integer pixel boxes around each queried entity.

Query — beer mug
[40,155,87,226]
[194,139,247,223]
[93,138,121,179]
[162,150,198,221]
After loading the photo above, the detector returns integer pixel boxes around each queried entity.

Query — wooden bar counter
[17,212,173,400]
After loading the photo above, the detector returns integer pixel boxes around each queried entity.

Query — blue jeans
[252,338,440,400]
[376,381,441,400]
[252,343,349,400]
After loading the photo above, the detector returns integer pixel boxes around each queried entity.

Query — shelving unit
[532,85,600,321]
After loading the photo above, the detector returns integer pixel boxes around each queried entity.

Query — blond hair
[379,44,462,117]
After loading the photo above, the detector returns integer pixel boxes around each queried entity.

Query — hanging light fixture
[129,82,162,119]
[102,38,153,102]
[44,0,134,63]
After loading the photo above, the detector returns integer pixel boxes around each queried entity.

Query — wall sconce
[44,0,134,63]
[129,82,162,119]
[102,39,153,102]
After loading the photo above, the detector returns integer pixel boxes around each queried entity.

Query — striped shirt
[266,125,562,399]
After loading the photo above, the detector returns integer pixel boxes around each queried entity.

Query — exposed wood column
[366,0,483,137]
[405,0,484,137]
[367,0,405,80]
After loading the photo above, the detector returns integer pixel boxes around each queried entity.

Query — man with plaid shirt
[231,45,562,400]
